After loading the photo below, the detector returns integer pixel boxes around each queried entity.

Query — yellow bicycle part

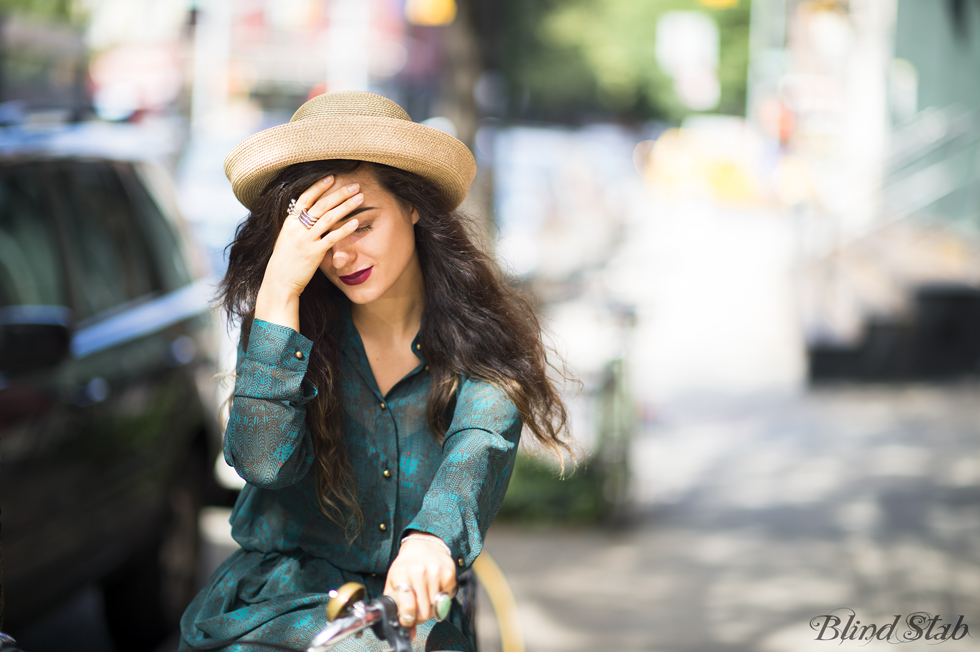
[326,582,366,622]
[472,552,525,652]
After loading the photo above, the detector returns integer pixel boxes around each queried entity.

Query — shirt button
[379,401,387,410]
[379,523,387,532]
[294,350,304,360]
[383,468,391,478]
[424,365,428,371]
[457,556,465,567]
[415,343,421,351]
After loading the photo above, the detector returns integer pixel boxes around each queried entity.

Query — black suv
[0,125,222,650]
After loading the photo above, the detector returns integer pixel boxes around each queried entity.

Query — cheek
[392,222,416,258]
[368,230,404,266]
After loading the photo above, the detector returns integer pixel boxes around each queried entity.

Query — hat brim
[224,115,476,211]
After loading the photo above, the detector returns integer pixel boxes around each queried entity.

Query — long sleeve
[223,318,317,489]
[403,378,522,570]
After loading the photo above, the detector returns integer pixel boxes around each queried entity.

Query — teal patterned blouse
[179,306,522,652]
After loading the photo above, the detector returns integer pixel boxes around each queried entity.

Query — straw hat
[224,91,476,211]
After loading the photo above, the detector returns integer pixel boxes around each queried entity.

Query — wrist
[254,282,301,332]
[400,533,452,560]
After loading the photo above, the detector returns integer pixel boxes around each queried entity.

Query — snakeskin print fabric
[179,304,522,651]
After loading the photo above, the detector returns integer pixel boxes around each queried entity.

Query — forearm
[405,379,523,570]
[254,276,301,333]
[224,395,314,488]
[224,318,317,488]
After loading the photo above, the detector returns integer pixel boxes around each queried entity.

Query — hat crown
[290,91,410,123]
[226,90,475,211]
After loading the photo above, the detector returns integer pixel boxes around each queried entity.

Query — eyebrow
[342,206,376,221]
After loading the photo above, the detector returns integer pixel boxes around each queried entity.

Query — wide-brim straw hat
[224,91,476,211]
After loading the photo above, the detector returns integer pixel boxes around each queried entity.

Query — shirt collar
[338,301,426,396]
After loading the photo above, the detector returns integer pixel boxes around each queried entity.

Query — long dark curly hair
[219,159,570,528]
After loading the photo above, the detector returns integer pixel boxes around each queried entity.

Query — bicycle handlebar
[311,583,451,652]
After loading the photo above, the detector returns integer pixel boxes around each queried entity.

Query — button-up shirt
[224,305,522,576]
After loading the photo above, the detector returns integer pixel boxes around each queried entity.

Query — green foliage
[503,0,752,122]
[502,0,602,121]
[0,0,85,24]
[496,452,604,524]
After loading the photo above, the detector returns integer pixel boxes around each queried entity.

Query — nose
[332,245,355,270]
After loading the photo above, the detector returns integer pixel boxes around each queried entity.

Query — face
[318,166,421,305]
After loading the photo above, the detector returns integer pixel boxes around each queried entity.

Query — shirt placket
[340,315,428,565]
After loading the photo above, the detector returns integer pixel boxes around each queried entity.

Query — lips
[339,266,373,285]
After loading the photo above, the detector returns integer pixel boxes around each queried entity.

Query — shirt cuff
[403,495,472,572]
[246,319,314,368]
[238,319,317,403]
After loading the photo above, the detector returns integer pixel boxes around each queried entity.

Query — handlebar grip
[373,596,412,652]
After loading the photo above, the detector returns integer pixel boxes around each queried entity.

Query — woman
[180,91,569,651]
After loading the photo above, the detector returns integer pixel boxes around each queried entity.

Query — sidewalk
[482,383,980,652]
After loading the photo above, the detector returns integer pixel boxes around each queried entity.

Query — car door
[2,158,209,629]
[0,160,85,624]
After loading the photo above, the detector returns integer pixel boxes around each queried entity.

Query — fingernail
[324,175,334,182]
[353,193,363,203]
[348,219,359,228]
[347,183,359,192]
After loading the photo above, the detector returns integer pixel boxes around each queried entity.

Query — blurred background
[2,0,980,650]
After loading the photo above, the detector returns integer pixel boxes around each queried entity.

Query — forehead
[335,165,385,195]
[332,164,411,220]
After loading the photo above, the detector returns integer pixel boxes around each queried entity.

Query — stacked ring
[296,209,317,229]
[288,198,319,229]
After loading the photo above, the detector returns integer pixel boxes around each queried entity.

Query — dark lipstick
[339,267,372,285]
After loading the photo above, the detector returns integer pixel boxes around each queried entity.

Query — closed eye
[320,221,372,239]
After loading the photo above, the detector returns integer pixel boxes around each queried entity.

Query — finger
[295,175,336,209]
[408,568,433,623]
[316,217,358,248]
[442,567,458,599]
[309,182,360,218]
[311,193,363,238]
[425,563,444,609]
[390,581,418,628]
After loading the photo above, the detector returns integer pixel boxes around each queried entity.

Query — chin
[340,283,384,305]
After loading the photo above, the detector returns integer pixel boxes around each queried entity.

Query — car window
[49,161,161,320]
[116,163,192,292]
[0,164,68,308]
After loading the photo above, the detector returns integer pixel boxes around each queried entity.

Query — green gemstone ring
[434,592,452,621]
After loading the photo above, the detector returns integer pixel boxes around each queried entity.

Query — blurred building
[69,0,475,134]
[0,14,87,119]
[746,0,980,381]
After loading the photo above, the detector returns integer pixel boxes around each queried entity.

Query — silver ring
[394,584,414,593]
[288,199,318,229]
[297,209,317,229]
